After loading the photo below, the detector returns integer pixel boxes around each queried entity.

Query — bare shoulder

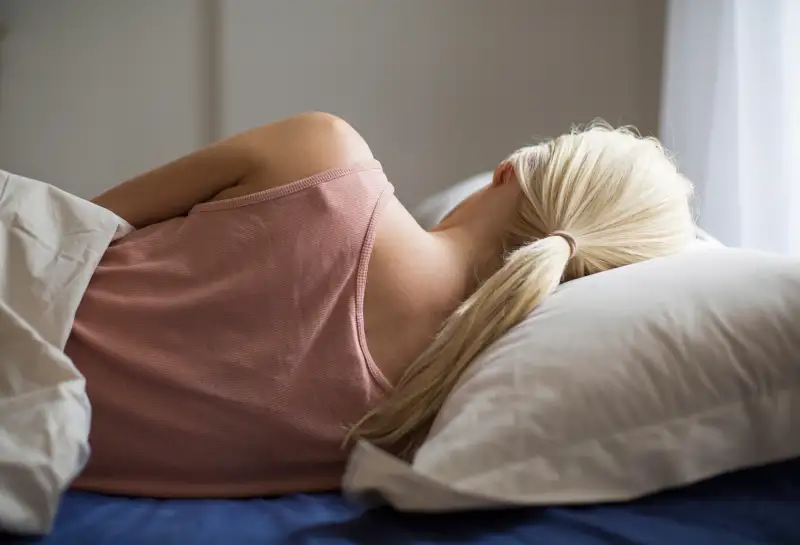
[242,112,375,191]
[210,112,375,201]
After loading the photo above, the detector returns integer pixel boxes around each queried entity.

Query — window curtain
[660,0,800,254]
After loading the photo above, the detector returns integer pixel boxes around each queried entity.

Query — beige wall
[0,0,665,205]
[0,0,213,199]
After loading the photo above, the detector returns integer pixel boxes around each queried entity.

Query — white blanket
[0,170,132,535]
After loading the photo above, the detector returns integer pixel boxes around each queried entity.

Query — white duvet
[0,170,132,535]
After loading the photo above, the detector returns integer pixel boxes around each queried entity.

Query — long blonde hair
[347,122,695,459]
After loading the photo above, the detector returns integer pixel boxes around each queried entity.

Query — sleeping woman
[68,112,696,497]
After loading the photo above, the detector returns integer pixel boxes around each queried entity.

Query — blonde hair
[347,121,695,459]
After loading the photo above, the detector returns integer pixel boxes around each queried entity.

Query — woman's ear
[491,162,514,186]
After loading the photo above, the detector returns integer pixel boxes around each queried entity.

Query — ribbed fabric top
[65,160,394,497]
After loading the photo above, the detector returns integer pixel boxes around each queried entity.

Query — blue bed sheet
[5,458,800,545]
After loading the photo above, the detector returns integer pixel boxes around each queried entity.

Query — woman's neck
[427,223,505,295]
[426,182,521,293]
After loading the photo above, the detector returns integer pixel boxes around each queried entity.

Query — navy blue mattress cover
[5,457,800,545]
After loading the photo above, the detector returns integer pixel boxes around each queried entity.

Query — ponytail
[347,234,575,459]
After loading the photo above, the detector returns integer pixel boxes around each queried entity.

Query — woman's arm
[91,129,259,228]
[91,112,374,229]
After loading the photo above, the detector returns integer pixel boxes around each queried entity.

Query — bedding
[5,456,800,544]
[4,169,797,544]
[0,170,132,534]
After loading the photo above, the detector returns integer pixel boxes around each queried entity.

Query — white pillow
[344,248,800,510]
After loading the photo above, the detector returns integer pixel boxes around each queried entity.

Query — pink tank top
[66,160,394,497]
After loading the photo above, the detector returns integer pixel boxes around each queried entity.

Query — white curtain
[660,0,800,255]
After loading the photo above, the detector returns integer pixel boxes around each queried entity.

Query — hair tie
[550,230,578,259]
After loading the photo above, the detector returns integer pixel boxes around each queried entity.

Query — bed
[5,456,799,545]
[4,176,798,544]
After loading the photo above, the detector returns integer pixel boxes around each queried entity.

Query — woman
[67,112,695,498]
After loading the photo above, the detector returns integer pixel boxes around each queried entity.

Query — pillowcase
[344,248,800,510]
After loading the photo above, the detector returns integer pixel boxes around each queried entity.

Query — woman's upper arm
[239,112,375,191]
[92,112,374,228]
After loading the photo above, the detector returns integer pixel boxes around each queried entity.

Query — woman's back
[66,160,396,497]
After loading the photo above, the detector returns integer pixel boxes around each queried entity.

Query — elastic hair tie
[550,230,578,259]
